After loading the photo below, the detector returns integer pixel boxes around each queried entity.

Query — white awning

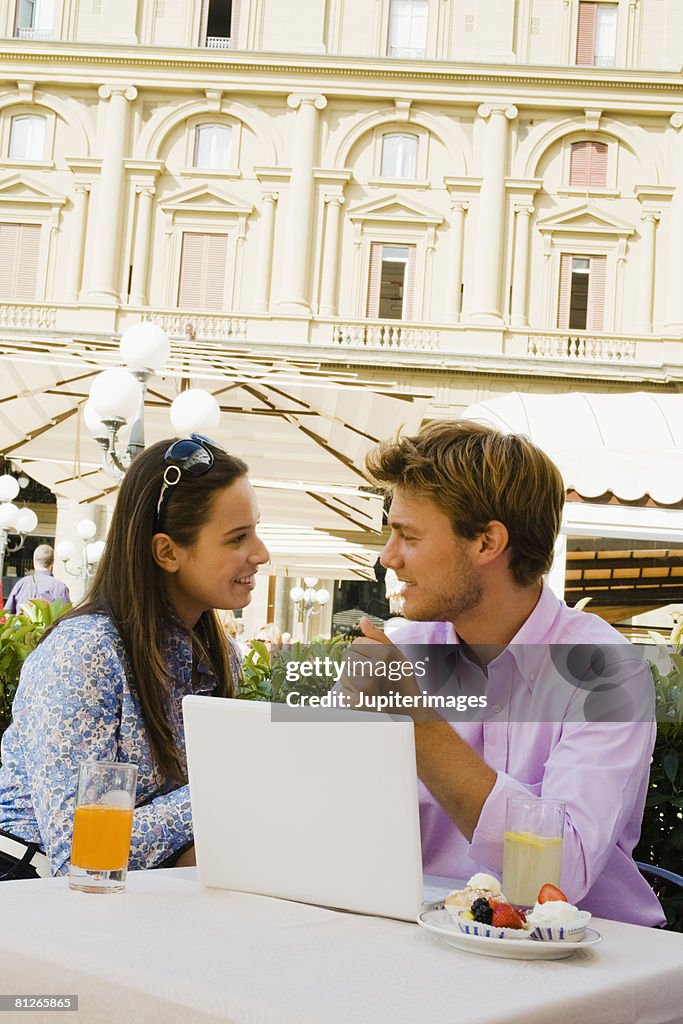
[461,391,683,506]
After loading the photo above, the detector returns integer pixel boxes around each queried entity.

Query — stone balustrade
[331,321,441,352]
[526,333,637,361]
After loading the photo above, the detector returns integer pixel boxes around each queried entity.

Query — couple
[0,426,665,926]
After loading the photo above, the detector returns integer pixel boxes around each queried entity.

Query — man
[5,544,71,614]
[343,420,664,927]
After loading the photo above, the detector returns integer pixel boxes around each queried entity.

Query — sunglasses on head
[155,433,222,523]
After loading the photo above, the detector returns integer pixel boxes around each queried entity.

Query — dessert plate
[417,908,602,960]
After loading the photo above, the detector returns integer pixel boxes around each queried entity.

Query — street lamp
[85,321,222,478]
[290,577,330,643]
[56,519,105,589]
[0,474,39,577]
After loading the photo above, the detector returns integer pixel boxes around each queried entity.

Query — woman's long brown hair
[49,438,249,785]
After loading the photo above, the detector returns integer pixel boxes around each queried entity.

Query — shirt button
[529,672,536,682]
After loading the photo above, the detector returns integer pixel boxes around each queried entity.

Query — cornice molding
[1,44,683,96]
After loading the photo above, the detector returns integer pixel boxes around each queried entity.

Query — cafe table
[0,868,682,1024]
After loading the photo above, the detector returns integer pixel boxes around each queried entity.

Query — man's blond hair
[366,420,565,588]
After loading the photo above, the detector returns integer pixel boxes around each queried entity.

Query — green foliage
[0,600,70,746]
[635,632,683,932]
[237,634,351,703]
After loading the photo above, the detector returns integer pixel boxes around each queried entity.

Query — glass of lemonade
[69,761,138,894]
[502,797,565,908]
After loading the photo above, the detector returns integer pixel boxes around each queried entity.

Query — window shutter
[366,242,383,318]
[403,246,416,320]
[588,141,608,187]
[178,232,228,311]
[0,223,40,300]
[204,233,228,310]
[230,0,242,45]
[569,141,589,186]
[576,2,597,65]
[557,253,573,329]
[587,254,606,331]
[198,0,209,43]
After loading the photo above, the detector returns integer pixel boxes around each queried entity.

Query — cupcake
[444,873,505,922]
[527,899,592,941]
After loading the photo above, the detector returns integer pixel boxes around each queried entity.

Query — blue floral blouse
[0,613,241,875]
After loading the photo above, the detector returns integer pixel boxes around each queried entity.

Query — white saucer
[417,908,602,960]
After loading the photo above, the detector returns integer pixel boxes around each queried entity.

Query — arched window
[381,134,418,179]
[569,140,608,187]
[9,114,46,160]
[194,124,232,170]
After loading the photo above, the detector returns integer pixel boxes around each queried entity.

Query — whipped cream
[465,873,502,896]
[529,900,584,926]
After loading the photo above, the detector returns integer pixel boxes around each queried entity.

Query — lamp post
[290,577,330,643]
[85,321,222,477]
[0,474,39,577]
[55,519,105,592]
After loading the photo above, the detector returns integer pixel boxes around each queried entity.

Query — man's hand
[340,617,423,714]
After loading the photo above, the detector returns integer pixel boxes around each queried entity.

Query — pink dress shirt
[391,584,666,927]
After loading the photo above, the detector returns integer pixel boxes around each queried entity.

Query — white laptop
[183,695,425,920]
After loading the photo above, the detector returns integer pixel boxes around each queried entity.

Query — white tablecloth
[0,869,682,1024]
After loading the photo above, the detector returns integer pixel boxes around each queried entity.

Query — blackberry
[471,897,493,925]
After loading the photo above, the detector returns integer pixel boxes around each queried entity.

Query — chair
[636,862,683,890]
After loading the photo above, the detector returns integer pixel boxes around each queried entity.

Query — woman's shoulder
[34,612,126,662]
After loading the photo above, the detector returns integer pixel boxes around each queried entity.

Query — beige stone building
[0,0,681,626]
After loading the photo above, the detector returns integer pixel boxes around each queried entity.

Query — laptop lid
[183,695,424,920]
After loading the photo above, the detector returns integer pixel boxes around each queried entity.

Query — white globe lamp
[170,390,221,437]
[86,540,106,564]
[290,586,305,603]
[315,588,330,606]
[120,322,170,373]
[76,519,97,541]
[15,508,38,535]
[56,540,76,562]
[89,369,141,422]
[0,503,20,530]
[0,475,20,502]
[83,400,108,440]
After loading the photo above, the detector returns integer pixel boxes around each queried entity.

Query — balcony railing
[331,321,440,352]
[205,36,232,49]
[143,310,247,340]
[15,27,53,39]
[0,303,56,329]
[526,334,637,361]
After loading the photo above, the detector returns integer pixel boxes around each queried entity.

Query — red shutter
[366,243,383,318]
[0,222,40,300]
[569,141,589,186]
[557,253,573,329]
[178,232,228,311]
[403,245,416,320]
[576,2,597,65]
[230,0,242,46]
[587,141,608,187]
[587,254,606,330]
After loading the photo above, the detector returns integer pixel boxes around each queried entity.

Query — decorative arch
[136,99,280,165]
[513,117,661,185]
[328,108,471,176]
[0,90,92,157]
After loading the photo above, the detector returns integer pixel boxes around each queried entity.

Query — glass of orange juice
[69,761,138,894]
[502,797,565,908]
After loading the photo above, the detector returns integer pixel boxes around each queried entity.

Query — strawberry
[538,883,567,904]
[491,903,526,929]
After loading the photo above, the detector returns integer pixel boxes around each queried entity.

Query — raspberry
[470,897,493,925]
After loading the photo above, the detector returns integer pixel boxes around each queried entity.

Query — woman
[0,435,269,877]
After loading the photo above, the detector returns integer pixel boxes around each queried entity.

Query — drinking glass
[69,761,138,894]
[502,797,565,908]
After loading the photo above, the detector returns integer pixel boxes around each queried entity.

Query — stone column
[446,200,468,323]
[64,183,90,303]
[634,212,658,334]
[469,103,517,325]
[510,203,534,327]
[278,93,327,314]
[129,186,155,306]
[85,85,137,303]
[663,112,683,334]
[253,191,278,312]
[318,195,344,316]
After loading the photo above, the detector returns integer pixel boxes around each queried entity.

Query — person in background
[342,420,665,927]
[4,544,70,615]
[0,435,268,878]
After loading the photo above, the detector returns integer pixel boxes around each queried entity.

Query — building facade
[0,0,681,623]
